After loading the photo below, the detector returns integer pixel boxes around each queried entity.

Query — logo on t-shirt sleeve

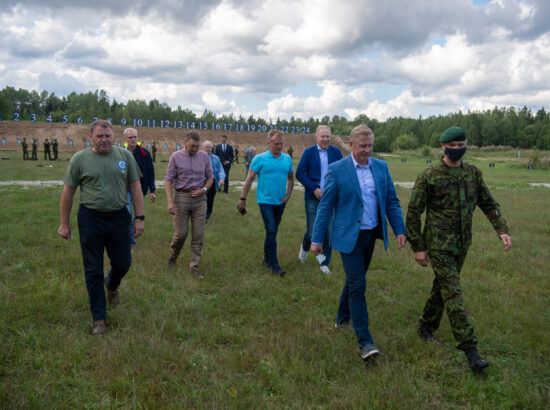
[118,160,127,170]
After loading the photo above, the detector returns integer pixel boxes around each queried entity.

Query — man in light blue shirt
[237,129,294,276]
[202,140,225,221]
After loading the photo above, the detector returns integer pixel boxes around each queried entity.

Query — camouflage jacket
[406,158,509,254]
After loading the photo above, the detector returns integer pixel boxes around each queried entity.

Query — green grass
[1,150,549,408]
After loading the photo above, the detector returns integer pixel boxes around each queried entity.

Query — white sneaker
[320,265,331,275]
[298,245,308,262]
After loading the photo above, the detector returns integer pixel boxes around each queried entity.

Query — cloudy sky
[1,0,549,121]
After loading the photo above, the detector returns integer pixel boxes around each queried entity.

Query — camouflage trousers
[419,251,478,350]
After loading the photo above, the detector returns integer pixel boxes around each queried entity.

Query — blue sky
[1,0,548,121]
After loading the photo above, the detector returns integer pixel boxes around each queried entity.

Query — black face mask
[445,147,466,162]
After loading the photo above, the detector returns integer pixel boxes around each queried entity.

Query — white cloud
[0,0,549,122]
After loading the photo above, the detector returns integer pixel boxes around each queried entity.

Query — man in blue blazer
[311,125,407,361]
[296,125,343,274]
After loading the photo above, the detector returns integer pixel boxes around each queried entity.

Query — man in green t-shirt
[57,119,145,335]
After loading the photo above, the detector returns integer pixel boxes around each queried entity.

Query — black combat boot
[465,347,489,371]
[417,324,442,346]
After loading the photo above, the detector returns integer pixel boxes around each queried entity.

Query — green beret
[439,127,467,143]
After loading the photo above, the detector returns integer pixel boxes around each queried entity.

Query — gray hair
[123,128,138,137]
[267,129,284,141]
[349,125,374,142]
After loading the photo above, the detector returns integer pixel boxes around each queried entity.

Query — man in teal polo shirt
[237,129,294,276]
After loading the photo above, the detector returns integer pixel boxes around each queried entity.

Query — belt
[175,188,192,193]
[80,205,127,216]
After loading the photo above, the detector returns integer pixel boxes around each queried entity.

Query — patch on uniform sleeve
[118,160,127,170]
[410,192,416,202]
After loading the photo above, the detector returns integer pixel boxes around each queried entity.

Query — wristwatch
[203,187,208,193]
[134,215,145,220]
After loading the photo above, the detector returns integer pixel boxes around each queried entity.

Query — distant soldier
[22,138,29,160]
[44,138,52,160]
[406,126,512,372]
[287,146,294,158]
[152,141,157,162]
[31,138,38,160]
[234,146,239,163]
[52,139,59,160]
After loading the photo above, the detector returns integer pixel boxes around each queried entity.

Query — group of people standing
[57,120,511,372]
[21,137,59,160]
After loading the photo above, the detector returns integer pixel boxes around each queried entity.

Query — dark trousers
[420,251,477,350]
[301,196,333,266]
[337,229,377,348]
[206,185,216,220]
[23,151,29,160]
[222,165,231,193]
[258,203,286,269]
[78,206,132,321]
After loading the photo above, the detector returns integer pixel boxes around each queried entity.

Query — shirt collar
[317,144,327,152]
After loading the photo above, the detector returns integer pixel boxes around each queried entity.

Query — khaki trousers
[169,191,207,269]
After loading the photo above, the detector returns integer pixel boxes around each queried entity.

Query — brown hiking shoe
[91,320,106,335]
[104,277,120,307]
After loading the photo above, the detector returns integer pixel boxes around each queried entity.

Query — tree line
[1,86,549,151]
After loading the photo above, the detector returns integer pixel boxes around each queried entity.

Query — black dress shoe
[465,347,489,371]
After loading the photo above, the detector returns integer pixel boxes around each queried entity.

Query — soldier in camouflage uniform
[22,138,29,160]
[406,126,512,372]
[31,138,38,160]
[52,139,59,160]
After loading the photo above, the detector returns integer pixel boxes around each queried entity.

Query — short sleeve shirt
[250,151,293,205]
[64,147,142,211]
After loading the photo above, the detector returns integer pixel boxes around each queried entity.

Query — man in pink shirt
[165,132,214,278]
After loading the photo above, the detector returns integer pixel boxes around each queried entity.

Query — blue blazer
[311,155,406,253]
[296,145,343,199]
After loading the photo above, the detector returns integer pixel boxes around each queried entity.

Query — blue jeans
[78,206,132,321]
[258,203,286,269]
[302,196,332,266]
[337,229,377,348]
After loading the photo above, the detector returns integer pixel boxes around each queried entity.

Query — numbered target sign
[77,116,83,124]
[120,118,127,126]
[13,112,20,121]
[62,114,69,124]
[106,117,112,124]
[92,117,98,122]
[30,113,37,122]
[46,114,53,123]
[132,118,143,127]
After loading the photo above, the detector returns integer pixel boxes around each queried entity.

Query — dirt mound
[0,121,349,156]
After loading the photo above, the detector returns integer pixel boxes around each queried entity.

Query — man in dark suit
[214,135,234,194]
[296,125,343,274]
[311,125,407,362]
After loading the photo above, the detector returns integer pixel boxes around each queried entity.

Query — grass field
[1,149,549,408]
